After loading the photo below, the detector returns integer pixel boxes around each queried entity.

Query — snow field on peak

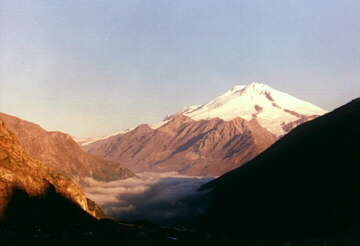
[81,82,327,142]
[180,83,327,136]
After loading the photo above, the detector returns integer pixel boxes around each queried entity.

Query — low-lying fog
[84,172,214,225]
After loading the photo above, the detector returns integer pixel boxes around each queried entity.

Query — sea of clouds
[83,172,214,225]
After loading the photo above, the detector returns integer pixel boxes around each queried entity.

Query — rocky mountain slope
[0,113,135,182]
[85,114,277,176]
[84,83,325,176]
[0,118,103,226]
[199,98,360,238]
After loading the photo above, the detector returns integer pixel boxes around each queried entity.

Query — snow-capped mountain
[167,82,327,136]
[82,82,327,145]
[82,82,327,176]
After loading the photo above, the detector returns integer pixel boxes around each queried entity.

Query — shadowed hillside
[200,98,360,239]
[2,185,98,231]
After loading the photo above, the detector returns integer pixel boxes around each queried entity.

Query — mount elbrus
[83,83,326,176]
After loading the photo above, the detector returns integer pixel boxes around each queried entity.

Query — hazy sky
[1,0,359,138]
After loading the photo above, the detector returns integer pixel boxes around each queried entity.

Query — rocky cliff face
[0,119,103,220]
[85,115,277,176]
[0,113,135,182]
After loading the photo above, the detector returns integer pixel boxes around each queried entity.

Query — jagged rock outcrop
[0,119,104,222]
[0,113,135,182]
[85,115,277,176]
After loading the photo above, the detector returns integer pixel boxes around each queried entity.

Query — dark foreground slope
[200,98,360,239]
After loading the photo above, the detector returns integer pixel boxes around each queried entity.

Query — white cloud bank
[83,172,214,225]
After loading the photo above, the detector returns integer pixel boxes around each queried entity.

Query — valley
[1,1,359,244]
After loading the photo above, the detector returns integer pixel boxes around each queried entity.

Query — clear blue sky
[1,0,359,138]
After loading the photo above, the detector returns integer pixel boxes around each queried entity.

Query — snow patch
[76,127,135,146]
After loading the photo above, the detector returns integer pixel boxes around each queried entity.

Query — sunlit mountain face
[0,113,135,184]
[82,83,326,176]
[0,119,103,225]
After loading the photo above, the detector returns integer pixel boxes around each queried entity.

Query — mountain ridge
[85,114,277,176]
[0,118,104,223]
[0,113,135,183]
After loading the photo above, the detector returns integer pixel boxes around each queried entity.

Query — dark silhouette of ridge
[199,98,360,239]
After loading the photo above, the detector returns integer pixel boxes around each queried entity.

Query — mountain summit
[168,82,327,136]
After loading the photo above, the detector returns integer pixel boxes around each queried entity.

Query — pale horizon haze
[1,1,359,138]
